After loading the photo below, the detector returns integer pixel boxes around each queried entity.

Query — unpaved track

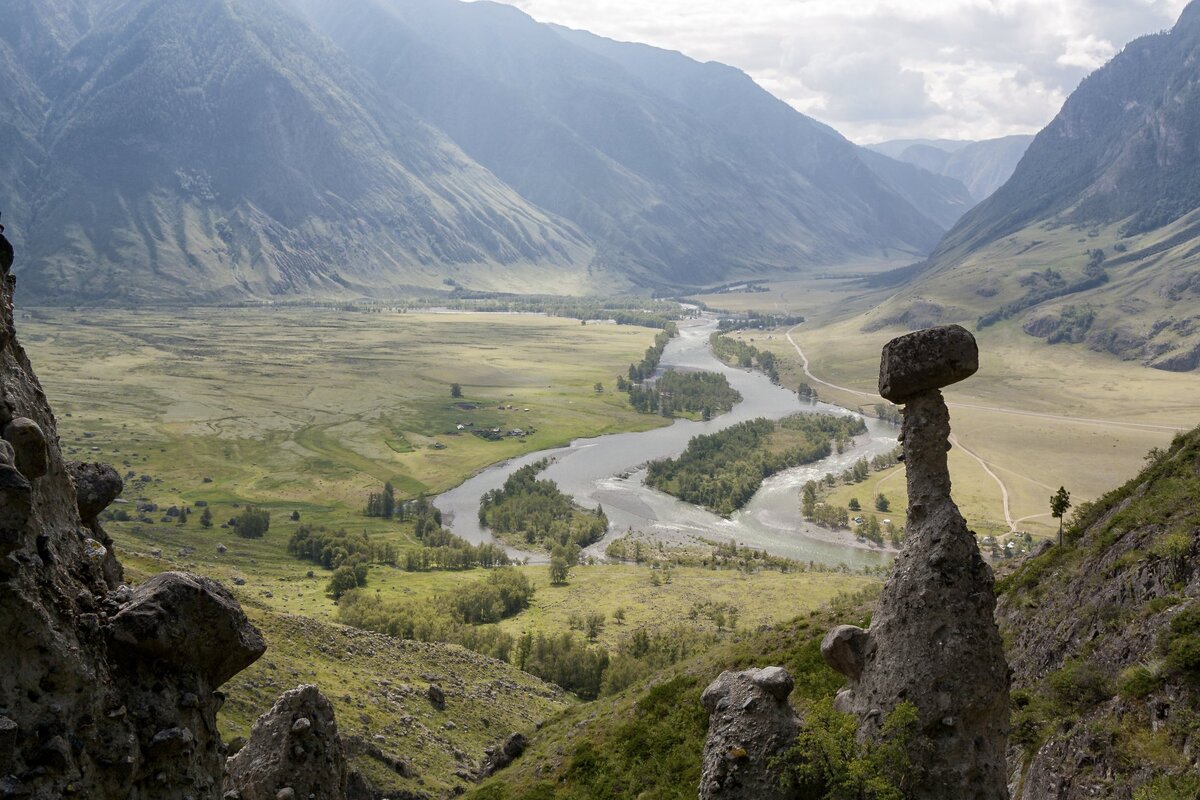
[784,324,1179,531]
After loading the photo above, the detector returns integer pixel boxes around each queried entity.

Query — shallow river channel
[435,315,898,568]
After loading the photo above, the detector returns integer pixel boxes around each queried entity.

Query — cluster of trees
[873,402,902,425]
[646,415,867,515]
[479,460,608,549]
[400,294,683,330]
[337,567,535,663]
[339,567,723,700]
[515,631,610,698]
[814,447,901,489]
[326,562,370,600]
[716,312,805,331]
[621,370,741,418]
[978,253,1108,329]
[234,507,270,539]
[709,334,780,382]
[801,444,905,548]
[625,326,677,382]
[406,496,512,570]
[364,482,397,518]
[287,525,397,569]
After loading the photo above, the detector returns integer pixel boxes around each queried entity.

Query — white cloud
[481,0,1190,142]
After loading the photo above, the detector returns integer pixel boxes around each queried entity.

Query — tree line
[716,312,805,331]
[339,575,719,699]
[619,369,741,418]
[710,333,780,383]
[645,414,867,515]
[625,325,677,382]
[479,460,608,549]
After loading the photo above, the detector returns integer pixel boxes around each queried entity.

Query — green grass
[466,589,879,800]
[23,308,667,535]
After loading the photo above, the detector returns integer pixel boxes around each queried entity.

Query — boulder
[67,461,124,522]
[224,685,349,800]
[108,571,266,687]
[3,416,48,479]
[699,667,800,800]
[478,732,527,778]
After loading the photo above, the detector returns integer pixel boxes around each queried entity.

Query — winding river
[435,315,898,568]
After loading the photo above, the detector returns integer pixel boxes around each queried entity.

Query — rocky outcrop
[0,237,265,797]
[224,684,348,800]
[478,733,527,779]
[822,325,1010,799]
[698,666,801,800]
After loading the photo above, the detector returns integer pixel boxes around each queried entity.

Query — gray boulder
[67,460,124,522]
[478,732,527,778]
[225,684,349,800]
[3,416,48,479]
[108,571,266,687]
[699,666,800,800]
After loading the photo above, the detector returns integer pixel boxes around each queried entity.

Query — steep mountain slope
[284,0,953,286]
[868,135,1034,202]
[0,0,963,302]
[1,0,598,303]
[996,428,1200,799]
[864,2,1200,372]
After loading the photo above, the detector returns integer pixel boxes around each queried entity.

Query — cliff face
[0,238,265,797]
[997,431,1200,799]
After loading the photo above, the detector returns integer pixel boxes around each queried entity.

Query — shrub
[777,698,922,799]
[1133,774,1200,800]
[1164,603,1200,675]
[235,506,270,539]
[1048,659,1112,711]
[1118,663,1165,699]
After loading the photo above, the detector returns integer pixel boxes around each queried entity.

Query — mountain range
[0,0,977,304]
[868,135,1034,203]
[868,1,1200,372]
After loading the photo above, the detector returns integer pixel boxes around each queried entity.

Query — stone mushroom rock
[108,571,267,687]
[224,684,349,800]
[877,324,978,403]
[823,325,1010,800]
[3,416,48,479]
[699,666,801,800]
[67,460,124,522]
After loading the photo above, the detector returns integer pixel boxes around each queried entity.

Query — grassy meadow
[22,307,667,532]
[690,275,1190,539]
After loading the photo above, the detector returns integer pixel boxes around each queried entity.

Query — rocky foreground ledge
[0,240,345,799]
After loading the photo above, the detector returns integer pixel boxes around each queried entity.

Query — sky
[489,0,1190,144]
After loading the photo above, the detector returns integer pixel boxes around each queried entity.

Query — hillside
[467,426,1200,800]
[286,0,951,288]
[0,0,962,303]
[0,0,599,304]
[996,428,1200,799]
[864,1,1200,372]
[870,136,1033,202]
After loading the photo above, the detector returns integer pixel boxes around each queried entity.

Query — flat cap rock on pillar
[825,325,1009,800]
[878,324,978,403]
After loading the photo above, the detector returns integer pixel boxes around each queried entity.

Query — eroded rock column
[821,325,1010,800]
